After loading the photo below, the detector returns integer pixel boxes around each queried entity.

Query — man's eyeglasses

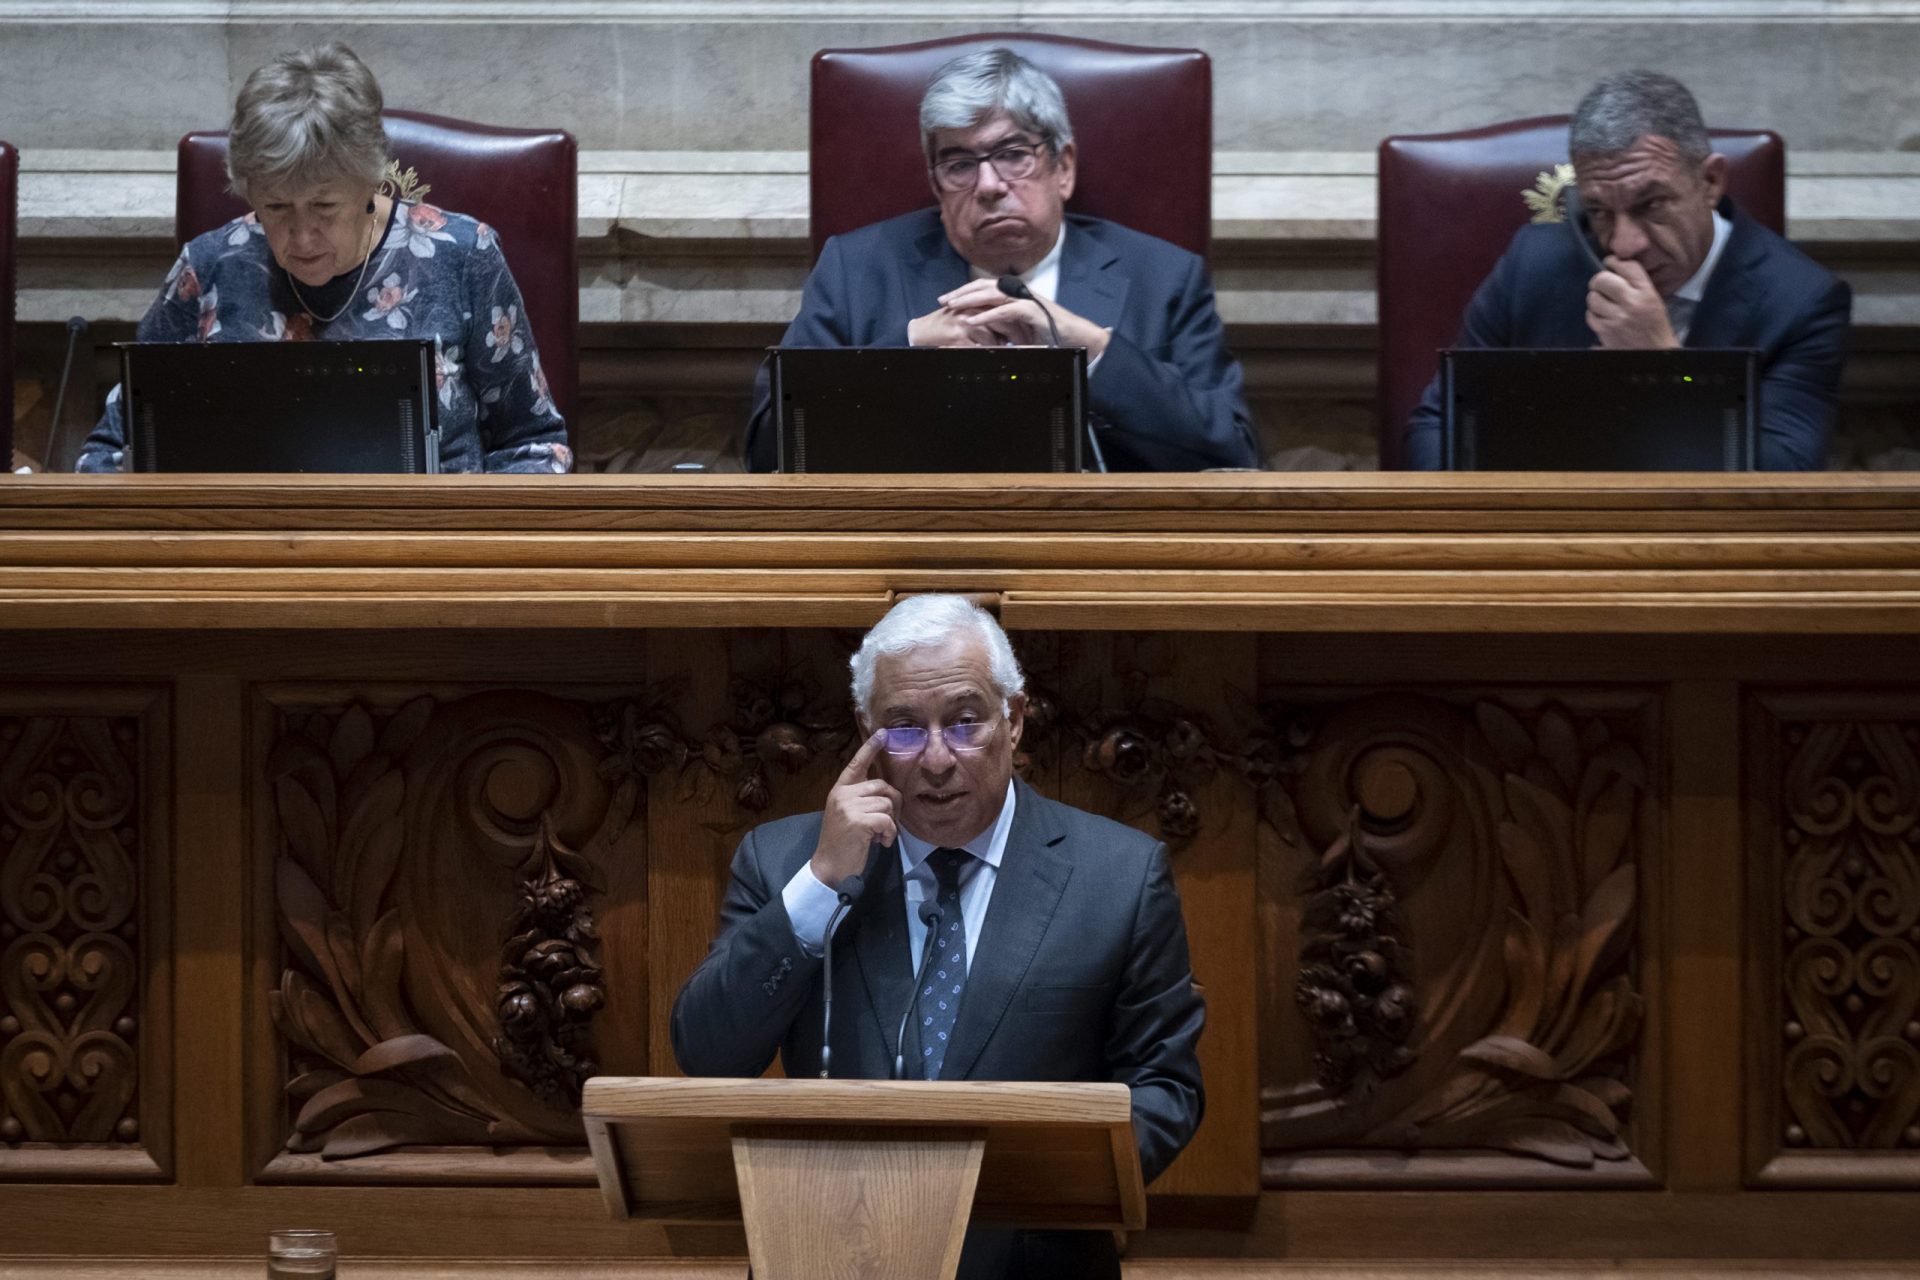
[877,720,997,757]
[930,143,1045,193]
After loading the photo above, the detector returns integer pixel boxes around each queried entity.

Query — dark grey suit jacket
[744,208,1259,473]
[1404,198,1852,471]
[671,778,1206,1279]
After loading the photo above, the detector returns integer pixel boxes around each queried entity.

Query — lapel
[1056,216,1130,334]
[940,779,1074,1082]
[848,838,913,1061]
[904,217,971,331]
[1683,201,1765,349]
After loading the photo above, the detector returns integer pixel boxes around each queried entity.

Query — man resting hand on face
[1402,70,1851,472]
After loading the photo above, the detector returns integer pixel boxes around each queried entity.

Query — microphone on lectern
[893,897,945,1080]
[818,873,866,1078]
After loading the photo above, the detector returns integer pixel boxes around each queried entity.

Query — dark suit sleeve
[1404,238,1523,471]
[1109,842,1206,1183]
[745,233,883,472]
[1755,275,1851,471]
[670,827,822,1077]
[1089,254,1259,471]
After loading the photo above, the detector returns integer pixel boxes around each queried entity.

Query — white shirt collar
[898,778,1017,872]
[1672,207,1733,305]
[970,224,1066,302]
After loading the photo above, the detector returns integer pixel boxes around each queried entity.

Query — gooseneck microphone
[892,898,945,1080]
[41,316,89,470]
[818,872,865,1078]
[996,274,1062,348]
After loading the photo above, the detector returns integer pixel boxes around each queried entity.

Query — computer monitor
[771,346,1087,473]
[1441,348,1759,471]
[122,340,440,474]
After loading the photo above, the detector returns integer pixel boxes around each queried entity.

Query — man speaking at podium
[672,594,1206,1279]
[744,47,1258,473]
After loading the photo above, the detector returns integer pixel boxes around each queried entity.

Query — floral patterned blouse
[77,200,572,474]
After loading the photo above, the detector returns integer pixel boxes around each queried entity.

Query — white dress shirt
[781,778,1017,971]
[1667,207,1733,343]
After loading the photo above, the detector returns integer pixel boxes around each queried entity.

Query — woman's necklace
[286,203,383,325]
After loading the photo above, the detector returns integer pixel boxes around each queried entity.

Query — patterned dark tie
[917,847,973,1080]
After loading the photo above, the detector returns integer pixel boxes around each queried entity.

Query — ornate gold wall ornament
[1524,163,1577,224]
[379,160,432,204]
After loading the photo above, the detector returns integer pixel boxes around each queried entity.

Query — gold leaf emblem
[1522,162,1575,224]
[378,159,433,204]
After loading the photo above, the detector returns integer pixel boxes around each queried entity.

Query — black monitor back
[772,347,1086,473]
[123,340,439,474]
[1442,348,1758,471]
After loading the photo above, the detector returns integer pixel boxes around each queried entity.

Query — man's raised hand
[809,730,902,888]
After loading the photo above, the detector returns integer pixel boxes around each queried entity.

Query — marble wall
[2,5,1919,155]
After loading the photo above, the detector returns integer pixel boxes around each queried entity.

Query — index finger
[938,279,1006,309]
[839,730,887,785]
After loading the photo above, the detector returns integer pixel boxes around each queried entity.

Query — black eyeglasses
[930,143,1045,193]
[877,719,998,757]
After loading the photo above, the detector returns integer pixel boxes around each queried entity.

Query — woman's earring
[366,198,376,214]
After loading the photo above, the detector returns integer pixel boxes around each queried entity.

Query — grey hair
[849,594,1027,721]
[227,42,390,203]
[1569,70,1712,166]
[919,47,1074,161]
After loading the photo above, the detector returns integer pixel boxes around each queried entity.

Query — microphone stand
[40,316,89,471]
[893,899,944,1080]
[995,275,1106,473]
[818,873,865,1078]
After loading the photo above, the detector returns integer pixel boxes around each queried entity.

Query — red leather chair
[810,33,1210,261]
[1376,115,1785,468]
[1,141,16,463]
[176,111,579,436]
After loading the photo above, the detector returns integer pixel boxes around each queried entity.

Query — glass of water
[268,1229,336,1279]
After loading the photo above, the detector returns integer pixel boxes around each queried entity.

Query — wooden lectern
[582,1077,1146,1280]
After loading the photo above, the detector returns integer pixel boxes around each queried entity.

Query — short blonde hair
[227,42,390,203]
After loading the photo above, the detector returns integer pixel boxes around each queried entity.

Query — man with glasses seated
[673,593,1205,1280]
[744,46,1258,472]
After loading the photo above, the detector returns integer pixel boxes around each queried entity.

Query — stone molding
[4,0,1920,19]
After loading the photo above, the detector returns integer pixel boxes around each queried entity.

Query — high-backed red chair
[810,34,1210,262]
[176,111,579,436]
[1,141,16,464]
[1376,115,1785,469]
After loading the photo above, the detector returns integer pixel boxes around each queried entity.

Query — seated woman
[77,42,571,473]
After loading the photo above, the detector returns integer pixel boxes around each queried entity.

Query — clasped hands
[908,278,1110,359]
[1586,256,1680,350]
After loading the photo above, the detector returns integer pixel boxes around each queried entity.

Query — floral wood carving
[1294,807,1417,1100]
[684,676,855,818]
[0,715,142,1146]
[1074,683,1223,846]
[1776,717,1920,1150]
[494,816,605,1106]
[1255,694,1646,1170]
[267,692,646,1160]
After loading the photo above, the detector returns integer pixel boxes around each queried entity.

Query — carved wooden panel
[1749,694,1920,1186]
[1251,690,1657,1185]
[0,691,168,1181]
[257,689,663,1174]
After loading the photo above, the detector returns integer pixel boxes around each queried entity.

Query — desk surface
[3,472,1919,632]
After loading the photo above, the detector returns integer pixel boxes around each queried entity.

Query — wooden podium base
[732,1124,987,1280]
